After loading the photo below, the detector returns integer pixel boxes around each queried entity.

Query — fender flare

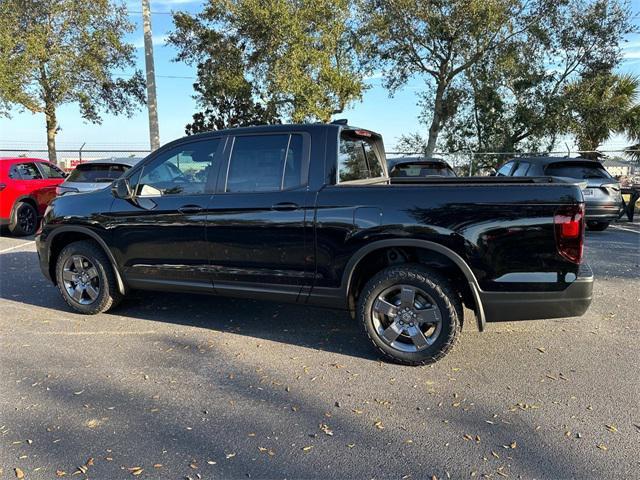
[342,239,486,331]
[47,225,127,295]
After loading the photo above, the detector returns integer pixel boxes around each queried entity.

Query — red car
[0,157,66,236]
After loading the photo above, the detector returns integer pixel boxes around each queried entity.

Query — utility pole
[142,0,160,151]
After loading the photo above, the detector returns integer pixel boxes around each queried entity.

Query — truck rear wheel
[586,221,609,231]
[357,264,462,365]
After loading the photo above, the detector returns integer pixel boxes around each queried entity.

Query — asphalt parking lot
[1,224,638,479]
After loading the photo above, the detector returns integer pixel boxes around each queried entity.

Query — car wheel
[9,201,38,236]
[55,240,123,314]
[586,221,610,231]
[358,264,462,366]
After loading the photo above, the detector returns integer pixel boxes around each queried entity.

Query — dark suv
[497,157,623,231]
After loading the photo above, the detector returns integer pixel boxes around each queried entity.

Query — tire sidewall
[55,243,113,314]
[358,266,459,365]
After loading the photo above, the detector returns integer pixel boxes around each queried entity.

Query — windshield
[67,163,130,183]
[390,162,456,177]
[544,162,611,180]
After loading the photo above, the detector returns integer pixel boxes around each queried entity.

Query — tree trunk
[425,79,447,157]
[45,105,57,164]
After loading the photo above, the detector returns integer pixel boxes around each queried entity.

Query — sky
[0,0,639,154]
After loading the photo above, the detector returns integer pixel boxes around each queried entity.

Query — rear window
[67,163,129,183]
[337,130,385,182]
[390,162,455,177]
[545,162,611,180]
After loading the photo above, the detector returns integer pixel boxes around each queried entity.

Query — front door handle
[271,202,300,211]
[178,205,204,214]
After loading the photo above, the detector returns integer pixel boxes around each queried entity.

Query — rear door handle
[271,202,300,211]
[178,205,204,214]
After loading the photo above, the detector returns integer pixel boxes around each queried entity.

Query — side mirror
[111,177,132,200]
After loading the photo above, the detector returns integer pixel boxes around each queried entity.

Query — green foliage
[0,0,145,162]
[360,0,635,163]
[359,0,549,156]
[564,72,640,159]
[169,0,367,132]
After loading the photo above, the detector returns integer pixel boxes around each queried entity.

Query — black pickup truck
[36,123,593,365]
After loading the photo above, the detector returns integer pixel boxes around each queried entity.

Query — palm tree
[564,72,640,160]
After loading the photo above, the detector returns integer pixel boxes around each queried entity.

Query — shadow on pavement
[2,335,601,480]
[0,249,378,362]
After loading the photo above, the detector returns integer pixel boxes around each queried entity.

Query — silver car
[497,157,623,231]
[56,157,143,196]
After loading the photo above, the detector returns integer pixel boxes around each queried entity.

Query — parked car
[0,157,66,236]
[36,123,593,365]
[388,157,457,178]
[496,156,623,231]
[57,157,143,196]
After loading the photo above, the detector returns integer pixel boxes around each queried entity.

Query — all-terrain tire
[357,264,462,366]
[55,240,123,314]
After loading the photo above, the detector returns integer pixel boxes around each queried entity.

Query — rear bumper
[480,264,594,322]
[585,203,622,221]
[0,217,8,226]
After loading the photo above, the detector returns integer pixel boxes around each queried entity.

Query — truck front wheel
[357,264,462,365]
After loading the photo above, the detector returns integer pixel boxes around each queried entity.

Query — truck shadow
[0,249,379,362]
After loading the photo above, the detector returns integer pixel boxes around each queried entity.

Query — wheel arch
[48,226,126,295]
[11,195,38,215]
[342,239,486,331]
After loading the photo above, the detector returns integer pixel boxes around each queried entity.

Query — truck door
[206,132,314,301]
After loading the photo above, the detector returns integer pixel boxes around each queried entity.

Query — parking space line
[0,241,34,253]
[27,330,159,336]
[609,225,640,234]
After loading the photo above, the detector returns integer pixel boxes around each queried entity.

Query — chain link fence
[1,146,638,177]
[0,148,151,171]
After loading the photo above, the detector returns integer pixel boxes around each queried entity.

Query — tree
[445,0,634,166]
[169,11,281,134]
[564,72,640,159]
[0,0,145,163]
[359,0,558,157]
[169,0,367,131]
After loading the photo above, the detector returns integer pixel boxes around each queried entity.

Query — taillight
[0,183,6,191]
[554,204,585,264]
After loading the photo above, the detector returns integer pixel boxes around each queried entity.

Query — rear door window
[545,162,611,179]
[68,164,129,183]
[337,130,385,182]
[225,134,305,192]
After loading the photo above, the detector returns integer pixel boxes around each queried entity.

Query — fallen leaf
[225,453,236,459]
[463,434,473,441]
[15,468,25,479]
[596,444,608,451]
[56,470,66,477]
[153,464,163,468]
[374,420,384,430]
[302,446,313,452]
[536,347,546,353]
[206,460,216,465]
[319,423,334,436]
[605,424,618,433]
[347,443,355,448]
